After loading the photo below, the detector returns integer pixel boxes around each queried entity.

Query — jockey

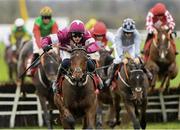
[29,6,58,75]
[105,18,152,87]
[143,2,177,61]
[90,21,114,50]
[8,18,31,49]
[41,20,104,92]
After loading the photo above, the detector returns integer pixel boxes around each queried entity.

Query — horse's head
[41,49,60,81]
[98,49,114,79]
[126,59,147,102]
[153,29,171,61]
[70,47,88,81]
[99,49,113,66]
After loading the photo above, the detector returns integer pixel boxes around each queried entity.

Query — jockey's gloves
[134,58,140,64]
[43,45,52,52]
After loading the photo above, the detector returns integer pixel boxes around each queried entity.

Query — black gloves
[43,45,52,52]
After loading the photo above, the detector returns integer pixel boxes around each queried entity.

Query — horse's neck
[36,65,50,87]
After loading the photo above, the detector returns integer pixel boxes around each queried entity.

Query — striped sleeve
[146,12,154,34]
[165,11,175,30]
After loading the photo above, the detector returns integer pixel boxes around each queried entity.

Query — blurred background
[0,0,180,29]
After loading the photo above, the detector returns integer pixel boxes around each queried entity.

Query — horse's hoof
[106,120,116,128]
[63,115,75,127]
[116,120,121,125]
[96,122,102,129]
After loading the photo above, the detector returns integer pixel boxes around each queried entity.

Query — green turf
[0,43,9,82]
[0,121,179,129]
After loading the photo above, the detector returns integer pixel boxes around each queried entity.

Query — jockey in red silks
[143,2,177,62]
[88,21,114,63]
[90,21,114,50]
[41,20,104,93]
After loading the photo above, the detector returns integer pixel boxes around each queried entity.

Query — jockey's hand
[43,45,52,52]
[122,58,128,64]
[134,58,140,64]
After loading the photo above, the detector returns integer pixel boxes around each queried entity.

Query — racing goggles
[94,34,105,37]
[42,16,52,19]
[71,32,84,38]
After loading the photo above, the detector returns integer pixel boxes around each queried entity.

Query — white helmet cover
[15,18,25,27]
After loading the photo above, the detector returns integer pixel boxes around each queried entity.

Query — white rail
[0,90,179,127]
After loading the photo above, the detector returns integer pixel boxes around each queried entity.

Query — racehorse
[17,40,60,129]
[33,48,60,129]
[54,47,98,129]
[5,38,25,82]
[145,28,178,92]
[111,58,149,130]
[96,49,121,128]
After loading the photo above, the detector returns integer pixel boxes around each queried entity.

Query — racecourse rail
[0,86,179,128]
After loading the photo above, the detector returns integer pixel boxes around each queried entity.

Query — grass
[0,43,9,82]
[0,121,179,129]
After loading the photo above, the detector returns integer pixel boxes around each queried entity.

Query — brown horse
[54,47,98,129]
[145,29,178,92]
[4,38,25,82]
[17,41,60,129]
[112,59,149,129]
[33,49,60,129]
[96,49,121,128]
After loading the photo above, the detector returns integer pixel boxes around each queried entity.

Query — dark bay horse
[33,49,60,129]
[145,29,178,92]
[54,47,98,129]
[17,41,60,129]
[112,59,149,130]
[5,38,25,82]
[96,49,121,128]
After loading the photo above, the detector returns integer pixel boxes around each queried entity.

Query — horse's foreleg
[160,76,169,92]
[84,98,97,129]
[140,100,147,130]
[124,101,140,130]
[54,94,75,129]
[96,102,103,129]
[17,59,26,98]
[114,94,121,125]
[9,66,13,81]
[84,107,96,129]
[38,95,52,129]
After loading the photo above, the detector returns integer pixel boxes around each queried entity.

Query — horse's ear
[108,48,114,55]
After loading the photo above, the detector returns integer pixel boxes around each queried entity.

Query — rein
[95,64,111,71]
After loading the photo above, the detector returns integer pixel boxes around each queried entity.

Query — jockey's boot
[27,53,39,76]
[94,73,104,90]
[105,63,119,87]
[52,59,70,93]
